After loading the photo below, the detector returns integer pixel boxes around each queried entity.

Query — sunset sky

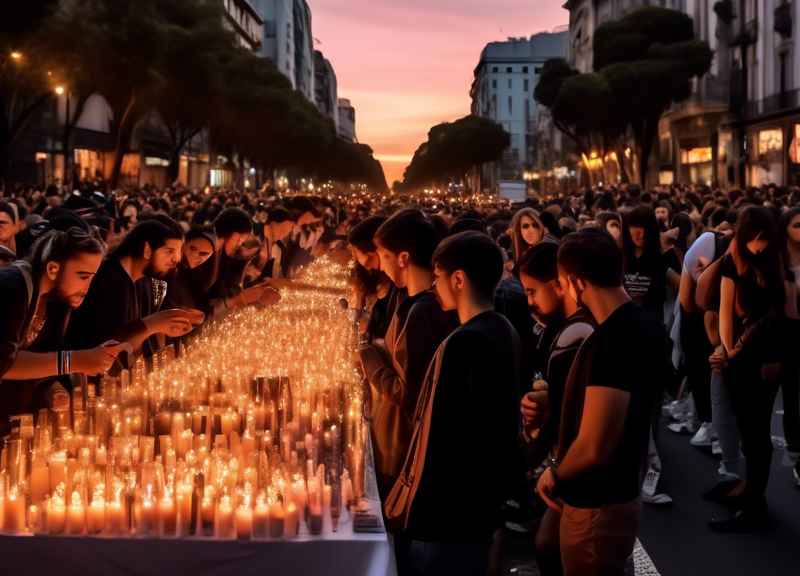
[309,0,568,186]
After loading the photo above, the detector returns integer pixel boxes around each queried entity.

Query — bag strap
[11,261,34,307]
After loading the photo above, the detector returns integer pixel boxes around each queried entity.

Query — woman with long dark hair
[622,205,666,321]
[510,208,547,266]
[709,206,787,531]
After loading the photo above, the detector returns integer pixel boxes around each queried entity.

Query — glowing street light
[10,52,22,60]
[55,86,65,95]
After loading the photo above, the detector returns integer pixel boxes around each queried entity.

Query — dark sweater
[406,311,521,542]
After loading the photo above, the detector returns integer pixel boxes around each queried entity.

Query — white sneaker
[665,394,693,421]
[718,462,740,479]
[642,491,674,506]
[667,418,697,434]
[691,422,715,446]
[712,440,722,455]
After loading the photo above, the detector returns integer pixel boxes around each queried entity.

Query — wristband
[57,350,71,375]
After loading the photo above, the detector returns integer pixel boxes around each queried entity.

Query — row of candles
[0,257,369,539]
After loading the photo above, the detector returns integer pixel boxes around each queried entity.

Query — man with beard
[0,228,128,432]
[67,219,203,355]
[348,215,406,342]
[518,241,594,576]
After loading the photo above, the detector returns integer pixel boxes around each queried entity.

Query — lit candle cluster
[0,257,368,539]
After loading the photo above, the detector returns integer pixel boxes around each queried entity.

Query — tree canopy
[0,0,386,190]
[534,6,713,185]
[402,115,510,190]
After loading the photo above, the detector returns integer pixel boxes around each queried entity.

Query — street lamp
[10,52,21,60]
[55,86,65,95]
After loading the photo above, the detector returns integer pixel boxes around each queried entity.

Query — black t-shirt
[558,301,665,508]
[0,264,36,378]
[624,251,667,321]
[720,253,775,325]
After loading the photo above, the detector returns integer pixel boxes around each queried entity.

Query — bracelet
[65,350,71,375]
[57,351,71,375]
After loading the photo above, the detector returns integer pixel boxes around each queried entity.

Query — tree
[0,0,62,181]
[402,115,509,190]
[534,7,712,185]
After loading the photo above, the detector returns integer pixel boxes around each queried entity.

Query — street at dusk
[1,2,799,576]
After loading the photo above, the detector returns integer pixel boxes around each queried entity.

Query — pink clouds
[308,0,567,185]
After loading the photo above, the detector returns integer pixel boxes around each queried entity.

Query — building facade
[470,31,569,190]
[337,99,357,143]
[253,0,315,100]
[314,51,339,130]
[723,0,800,187]
[222,0,265,52]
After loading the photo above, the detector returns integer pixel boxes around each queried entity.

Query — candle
[308,503,323,535]
[253,500,269,540]
[221,410,235,438]
[177,486,193,536]
[67,492,85,535]
[107,501,125,535]
[235,506,252,542]
[95,445,107,467]
[138,498,155,537]
[217,496,234,538]
[4,491,26,534]
[49,499,66,535]
[49,452,67,494]
[200,495,215,536]
[268,500,284,538]
[284,503,299,538]
[159,497,177,537]
[87,502,105,534]
[241,433,256,459]
[30,457,50,505]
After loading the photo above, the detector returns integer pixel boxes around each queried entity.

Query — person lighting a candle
[386,232,521,576]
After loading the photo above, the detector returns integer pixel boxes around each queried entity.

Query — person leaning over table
[0,227,130,435]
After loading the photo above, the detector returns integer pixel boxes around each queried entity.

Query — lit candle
[308,502,323,535]
[200,494,215,536]
[159,497,177,537]
[284,502,299,538]
[87,501,105,535]
[30,457,50,505]
[253,497,269,540]
[4,490,26,534]
[217,496,234,538]
[49,498,66,535]
[49,452,67,494]
[268,499,284,538]
[241,433,256,459]
[107,500,125,535]
[95,445,107,467]
[138,497,155,537]
[221,410,235,438]
[235,505,252,542]
[66,492,85,535]
[177,485,193,536]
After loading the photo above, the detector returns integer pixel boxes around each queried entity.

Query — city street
[499,395,800,576]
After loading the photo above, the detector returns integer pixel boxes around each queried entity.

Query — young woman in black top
[709,206,787,531]
[622,205,667,322]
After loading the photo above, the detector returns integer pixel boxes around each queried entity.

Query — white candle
[138,499,155,537]
[253,501,269,539]
[30,458,50,505]
[3,491,26,534]
[87,502,105,534]
[217,497,234,538]
[159,498,177,537]
[284,502,299,538]
[177,486,193,536]
[49,500,66,535]
[107,501,125,535]
[67,494,85,535]
[236,506,252,542]
[49,452,67,494]
[268,500,284,538]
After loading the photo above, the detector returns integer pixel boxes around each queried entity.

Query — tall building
[338,99,357,143]
[222,0,265,52]
[722,0,800,187]
[470,31,569,188]
[253,0,315,100]
[314,51,339,130]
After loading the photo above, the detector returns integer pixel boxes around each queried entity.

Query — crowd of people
[1,180,799,576]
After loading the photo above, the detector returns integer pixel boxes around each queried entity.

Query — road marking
[633,539,661,576]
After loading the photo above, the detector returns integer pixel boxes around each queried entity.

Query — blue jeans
[394,536,493,576]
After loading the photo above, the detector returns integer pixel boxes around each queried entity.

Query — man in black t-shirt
[536,227,666,576]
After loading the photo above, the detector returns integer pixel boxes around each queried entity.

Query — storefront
[728,109,800,188]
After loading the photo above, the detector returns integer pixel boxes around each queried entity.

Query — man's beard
[54,285,88,309]
[145,262,176,280]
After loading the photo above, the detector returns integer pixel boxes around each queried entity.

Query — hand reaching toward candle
[258,286,281,306]
[72,340,128,376]
[144,309,199,338]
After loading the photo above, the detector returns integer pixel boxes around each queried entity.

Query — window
[507,67,512,73]
[523,66,528,73]
[492,79,497,89]
[264,21,276,37]
[508,96,513,115]
[493,67,498,73]
[508,79,512,89]
[535,67,543,74]
[524,79,529,92]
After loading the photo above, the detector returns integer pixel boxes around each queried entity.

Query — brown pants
[559,497,642,576]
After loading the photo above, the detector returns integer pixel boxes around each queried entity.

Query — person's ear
[576,278,587,292]
[398,251,409,268]
[46,261,60,281]
[453,270,465,291]
[143,242,152,261]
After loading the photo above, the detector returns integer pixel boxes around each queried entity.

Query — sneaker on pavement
[691,422,715,446]
[712,440,722,455]
[667,419,697,434]
[642,491,674,507]
[718,463,740,479]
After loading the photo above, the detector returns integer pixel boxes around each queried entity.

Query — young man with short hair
[536,227,666,576]
[388,231,521,576]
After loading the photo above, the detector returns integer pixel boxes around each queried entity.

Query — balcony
[775,2,792,38]
[740,89,800,120]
